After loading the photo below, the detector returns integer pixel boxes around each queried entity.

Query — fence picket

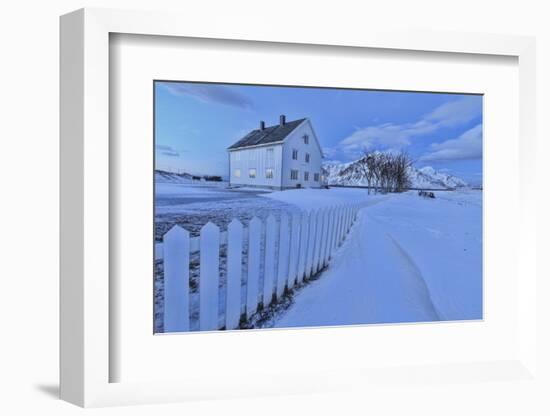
[263,215,277,307]
[246,217,262,318]
[276,214,290,299]
[322,208,333,265]
[305,210,317,278]
[287,214,300,289]
[199,222,220,331]
[163,226,190,332]
[345,205,350,236]
[334,206,341,247]
[225,219,243,330]
[297,212,309,284]
[315,209,326,272]
[342,206,347,241]
[324,208,333,261]
[331,206,339,252]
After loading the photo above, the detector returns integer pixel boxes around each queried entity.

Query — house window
[305,153,310,163]
[314,173,320,182]
[266,148,274,155]
[292,149,298,160]
[303,134,309,144]
[234,169,241,178]
[249,168,256,178]
[304,171,309,181]
[265,168,274,179]
[290,169,299,180]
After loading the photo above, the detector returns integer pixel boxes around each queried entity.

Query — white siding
[281,120,323,189]
[229,144,283,188]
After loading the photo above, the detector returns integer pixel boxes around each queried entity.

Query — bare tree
[362,151,412,194]
[358,151,376,194]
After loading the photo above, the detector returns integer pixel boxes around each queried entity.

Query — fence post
[276,213,290,299]
[199,222,220,331]
[246,217,261,318]
[163,225,190,332]
[305,210,317,278]
[225,219,243,330]
[287,214,301,289]
[297,212,309,284]
[263,215,277,307]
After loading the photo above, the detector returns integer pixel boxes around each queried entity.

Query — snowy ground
[267,189,483,327]
[154,184,482,331]
[155,183,299,240]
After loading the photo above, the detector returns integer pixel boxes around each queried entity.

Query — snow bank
[262,187,386,211]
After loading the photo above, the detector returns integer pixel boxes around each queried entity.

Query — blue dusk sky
[155,82,483,185]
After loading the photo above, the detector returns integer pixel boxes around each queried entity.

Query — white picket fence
[162,203,364,332]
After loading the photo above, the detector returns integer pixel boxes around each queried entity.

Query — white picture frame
[60,7,538,407]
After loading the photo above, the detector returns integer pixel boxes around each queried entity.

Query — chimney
[279,114,286,126]
[260,120,265,130]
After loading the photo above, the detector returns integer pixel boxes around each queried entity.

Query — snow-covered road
[266,189,482,327]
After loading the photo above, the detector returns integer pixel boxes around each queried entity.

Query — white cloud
[420,124,482,162]
[322,147,338,158]
[336,96,481,158]
[160,82,254,109]
[424,95,482,127]
[156,144,184,158]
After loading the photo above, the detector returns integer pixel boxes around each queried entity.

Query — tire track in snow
[385,233,442,321]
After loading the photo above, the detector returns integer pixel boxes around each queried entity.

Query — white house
[227,115,323,190]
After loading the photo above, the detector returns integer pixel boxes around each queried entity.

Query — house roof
[227,118,307,150]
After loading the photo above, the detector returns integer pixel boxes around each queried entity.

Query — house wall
[229,144,283,188]
[281,120,323,189]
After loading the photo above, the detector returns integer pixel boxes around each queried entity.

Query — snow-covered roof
[228,118,306,151]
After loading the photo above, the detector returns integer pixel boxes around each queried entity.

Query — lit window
[303,135,309,144]
[314,173,319,182]
[304,171,309,181]
[292,149,298,160]
[290,170,298,180]
[305,153,310,163]
[234,169,241,178]
[249,168,256,178]
[265,168,274,179]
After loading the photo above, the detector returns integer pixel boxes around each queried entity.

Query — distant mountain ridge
[155,170,225,183]
[155,170,195,183]
[322,159,468,189]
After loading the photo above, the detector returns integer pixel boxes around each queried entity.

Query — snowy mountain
[408,166,468,189]
[322,159,468,189]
